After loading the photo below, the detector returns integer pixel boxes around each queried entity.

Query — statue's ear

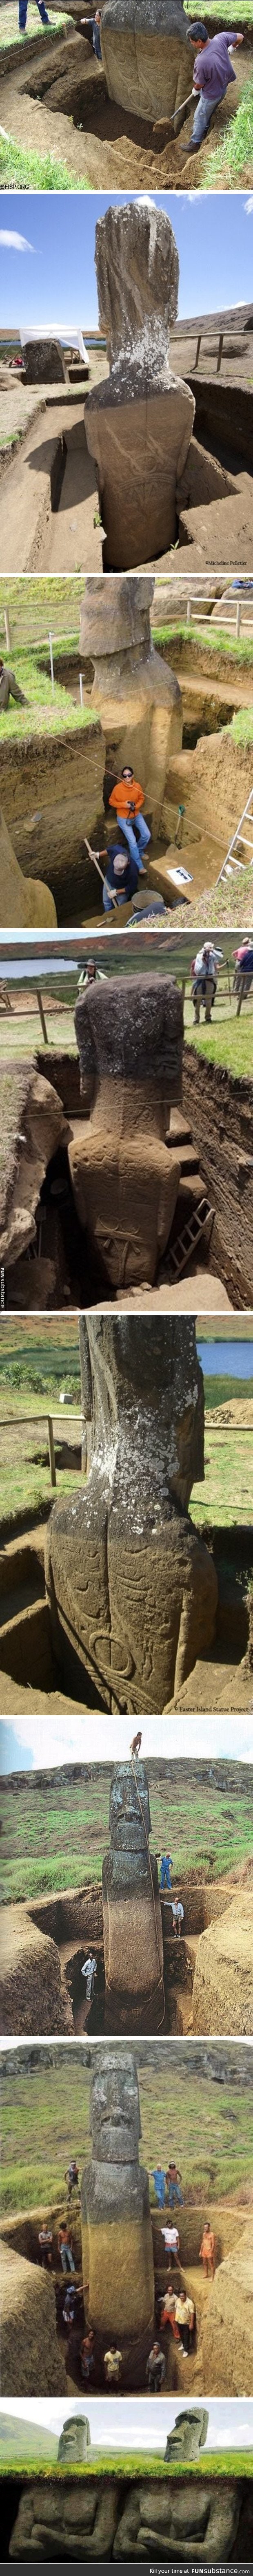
[200,2411,209,2449]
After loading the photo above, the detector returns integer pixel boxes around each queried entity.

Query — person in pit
[166,2161,184,2208]
[58,2218,75,2276]
[181,19,243,153]
[146,2341,166,2393]
[161,2220,180,2267]
[80,7,102,55]
[174,2285,195,2355]
[0,656,28,710]
[102,839,141,913]
[38,2222,53,2268]
[104,2347,123,2386]
[200,2220,216,2279]
[109,767,151,871]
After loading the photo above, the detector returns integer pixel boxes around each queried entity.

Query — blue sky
[1,1714,253,1767]
[0,192,253,329]
[0,2397,253,2450]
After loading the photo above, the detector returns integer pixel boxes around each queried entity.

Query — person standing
[109,768,151,871]
[181,21,243,153]
[200,2221,216,2279]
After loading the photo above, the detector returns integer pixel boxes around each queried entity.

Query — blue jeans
[116,811,150,873]
[160,1860,172,1890]
[60,2245,75,2273]
[103,883,128,912]
[19,0,49,21]
[191,89,217,143]
[168,2182,184,2208]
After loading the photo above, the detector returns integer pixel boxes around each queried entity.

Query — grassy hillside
[0,2448,253,2479]
[1,2051,253,2214]
[2,1758,252,1905]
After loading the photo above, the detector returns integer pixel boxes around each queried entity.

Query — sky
[1,1712,253,1770]
[0,2397,253,2450]
[0,193,253,330]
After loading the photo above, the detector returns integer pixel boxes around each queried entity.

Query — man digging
[180,20,243,154]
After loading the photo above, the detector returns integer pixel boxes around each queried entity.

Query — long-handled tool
[170,86,195,121]
[83,834,119,913]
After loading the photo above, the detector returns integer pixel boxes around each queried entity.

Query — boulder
[100,0,191,121]
[70,974,183,1288]
[45,1318,218,1713]
[85,202,195,570]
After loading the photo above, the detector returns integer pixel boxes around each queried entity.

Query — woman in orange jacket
[109,766,151,872]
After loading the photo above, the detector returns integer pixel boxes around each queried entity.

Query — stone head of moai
[89,2046,141,2164]
[80,574,154,665]
[75,973,184,1110]
[95,198,179,389]
[164,2408,209,2463]
[109,1762,151,1851]
[58,2414,91,2463]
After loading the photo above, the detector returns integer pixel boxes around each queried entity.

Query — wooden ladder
[166,1196,214,1283]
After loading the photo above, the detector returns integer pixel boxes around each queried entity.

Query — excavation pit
[1,1863,252,2040]
[1,2192,250,2397]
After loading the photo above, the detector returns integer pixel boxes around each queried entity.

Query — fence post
[186,598,191,624]
[47,1415,56,1488]
[36,988,48,1044]
[4,607,11,652]
[49,631,54,696]
[79,672,83,708]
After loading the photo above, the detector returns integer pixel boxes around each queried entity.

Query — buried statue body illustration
[45,1317,218,1713]
[85,201,195,569]
[8,2410,246,2561]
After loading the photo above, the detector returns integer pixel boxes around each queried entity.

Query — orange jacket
[109,779,144,818]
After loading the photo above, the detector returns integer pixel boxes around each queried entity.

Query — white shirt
[161,2226,180,2251]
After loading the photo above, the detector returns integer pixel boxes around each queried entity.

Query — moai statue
[99,0,191,122]
[70,973,183,1290]
[102,1761,164,2017]
[9,2481,120,2561]
[114,2475,243,2560]
[22,339,69,384]
[80,577,182,835]
[80,2047,154,2369]
[85,202,195,569]
[164,2406,209,2461]
[45,1317,218,1715]
[58,2411,91,2461]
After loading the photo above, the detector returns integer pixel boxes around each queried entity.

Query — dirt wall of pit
[0,2239,67,2397]
[1,2201,82,2273]
[186,377,253,476]
[182,1050,253,1306]
[0,725,104,921]
[192,1892,253,2038]
[198,2221,253,2397]
[0,1904,73,2039]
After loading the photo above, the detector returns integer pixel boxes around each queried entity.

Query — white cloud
[244,195,253,214]
[3,1708,253,1768]
[0,229,36,253]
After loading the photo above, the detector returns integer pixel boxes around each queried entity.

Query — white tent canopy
[19,326,88,359]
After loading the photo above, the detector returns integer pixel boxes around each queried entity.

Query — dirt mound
[198,2220,253,2396]
[0,1903,72,2039]
[0,2239,66,2398]
[192,1892,253,2037]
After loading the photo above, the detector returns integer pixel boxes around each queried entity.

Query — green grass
[2,2051,253,2213]
[177,866,253,931]
[0,135,90,189]
[2,1748,253,1904]
[184,0,252,18]
[231,706,253,746]
[203,77,253,183]
[0,648,98,742]
[0,579,84,649]
[1,2449,253,2480]
[186,1011,253,1077]
[151,621,253,669]
[0,1328,81,1535]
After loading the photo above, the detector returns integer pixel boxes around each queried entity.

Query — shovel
[169,87,195,125]
[83,834,120,914]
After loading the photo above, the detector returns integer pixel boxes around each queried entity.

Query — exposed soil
[0,350,252,576]
[0,21,251,190]
[2,1864,252,2041]
[1,2193,251,2398]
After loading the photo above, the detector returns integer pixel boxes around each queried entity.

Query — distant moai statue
[58,2413,91,2462]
